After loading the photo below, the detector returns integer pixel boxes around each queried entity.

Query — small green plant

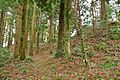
[54,50,63,58]
[87,50,96,58]
[96,42,108,51]
[94,75,105,80]
[99,60,118,69]
[56,74,64,80]
[51,64,56,71]
[108,26,120,40]
[42,76,49,80]
[0,48,11,67]
[24,57,33,63]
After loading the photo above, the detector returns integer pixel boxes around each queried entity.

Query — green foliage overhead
[0,0,14,9]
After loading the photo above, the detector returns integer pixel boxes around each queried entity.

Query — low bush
[0,48,11,67]
[108,26,120,40]
[96,42,108,51]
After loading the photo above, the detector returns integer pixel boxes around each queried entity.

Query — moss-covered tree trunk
[65,0,71,56]
[29,0,36,56]
[14,6,22,58]
[49,0,54,43]
[20,0,29,60]
[36,8,42,54]
[57,0,65,56]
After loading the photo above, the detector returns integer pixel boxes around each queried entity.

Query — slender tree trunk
[91,0,95,32]
[49,15,53,43]
[36,8,42,54]
[0,10,4,47]
[77,0,87,65]
[53,23,56,42]
[29,1,36,56]
[49,0,54,43]
[100,0,106,22]
[41,26,44,43]
[57,0,65,56]
[8,18,13,49]
[65,0,71,56]
[20,0,29,60]
[14,6,22,58]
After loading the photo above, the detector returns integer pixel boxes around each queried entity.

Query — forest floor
[0,27,120,80]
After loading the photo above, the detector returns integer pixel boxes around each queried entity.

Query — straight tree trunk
[0,10,4,47]
[91,0,95,32]
[20,0,29,60]
[77,0,86,65]
[65,0,71,56]
[14,6,22,58]
[49,0,54,43]
[29,1,36,56]
[100,0,106,22]
[41,26,44,43]
[8,16,14,49]
[36,8,42,54]
[57,0,65,56]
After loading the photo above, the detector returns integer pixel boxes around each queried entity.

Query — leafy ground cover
[0,27,120,80]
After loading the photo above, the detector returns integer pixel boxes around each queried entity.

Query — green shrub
[99,60,118,69]
[54,50,63,58]
[87,50,96,58]
[108,26,120,40]
[0,48,11,67]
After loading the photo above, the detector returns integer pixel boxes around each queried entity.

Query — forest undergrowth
[0,26,120,80]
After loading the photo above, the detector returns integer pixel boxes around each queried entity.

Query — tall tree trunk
[8,18,13,49]
[57,0,65,56]
[29,1,36,56]
[20,0,29,60]
[65,0,71,56]
[36,8,42,54]
[91,0,95,32]
[77,0,87,66]
[41,26,44,43]
[14,6,22,58]
[49,0,54,43]
[0,10,4,47]
[100,0,106,22]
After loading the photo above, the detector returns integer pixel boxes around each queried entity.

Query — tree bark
[100,0,106,21]
[65,0,71,56]
[29,1,36,56]
[49,0,54,43]
[0,10,4,47]
[91,0,95,32]
[57,0,65,56]
[14,5,22,58]
[20,0,29,60]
